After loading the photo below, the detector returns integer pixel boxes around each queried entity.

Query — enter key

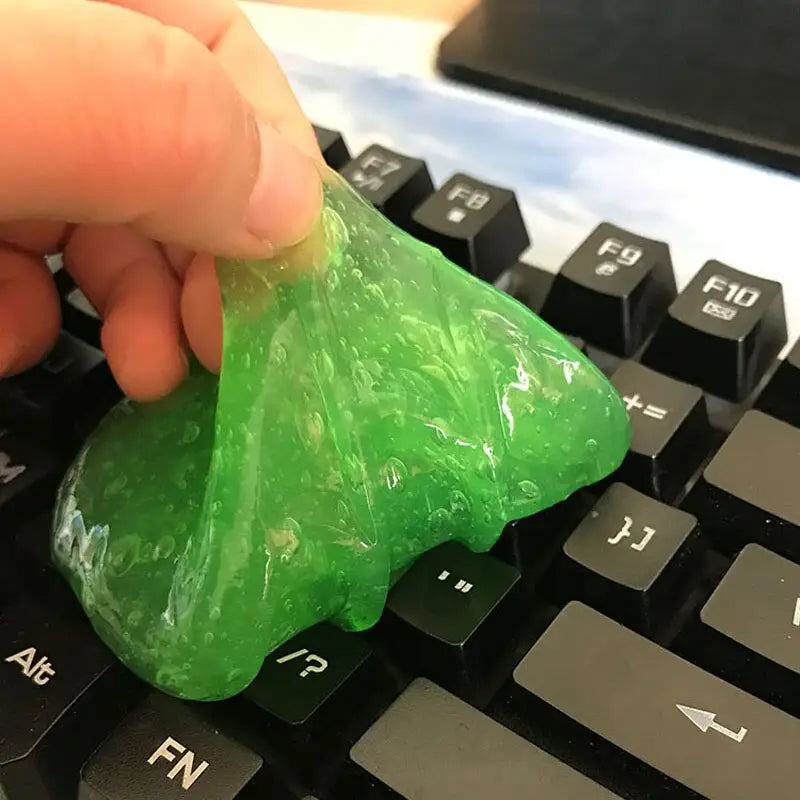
[513,602,800,800]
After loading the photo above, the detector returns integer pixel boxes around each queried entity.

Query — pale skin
[0,0,324,401]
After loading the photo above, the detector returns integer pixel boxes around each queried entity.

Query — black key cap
[0,332,119,446]
[245,622,372,726]
[610,360,711,500]
[381,541,521,698]
[550,483,702,632]
[62,287,102,349]
[0,432,60,529]
[241,623,391,790]
[342,678,620,800]
[80,693,263,800]
[512,602,800,800]
[756,337,800,427]
[492,491,595,578]
[643,261,787,400]
[686,543,800,716]
[0,595,131,799]
[312,125,350,169]
[540,223,676,356]
[340,144,433,228]
[494,261,555,315]
[410,173,529,282]
[685,410,800,559]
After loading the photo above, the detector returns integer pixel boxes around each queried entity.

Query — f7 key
[340,144,433,229]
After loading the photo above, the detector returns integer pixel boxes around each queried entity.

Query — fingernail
[246,120,323,249]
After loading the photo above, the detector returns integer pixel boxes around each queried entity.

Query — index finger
[96,0,322,159]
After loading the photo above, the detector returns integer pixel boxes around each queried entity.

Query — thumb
[0,0,322,258]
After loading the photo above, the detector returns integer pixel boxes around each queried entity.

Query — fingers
[0,221,70,255]
[65,225,187,401]
[180,253,223,374]
[95,0,322,161]
[0,0,321,259]
[0,246,60,375]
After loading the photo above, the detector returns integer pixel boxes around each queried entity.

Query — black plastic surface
[438,0,800,175]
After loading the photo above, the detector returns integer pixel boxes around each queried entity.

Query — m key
[79,693,262,799]
[0,432,60,530]
[512,602,800,800]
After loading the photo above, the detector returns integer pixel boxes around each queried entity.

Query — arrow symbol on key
[676,704,748,743]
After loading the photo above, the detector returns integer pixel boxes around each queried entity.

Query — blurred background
[262,0,474,20]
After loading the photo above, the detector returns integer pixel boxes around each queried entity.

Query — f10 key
[643,262,786,401]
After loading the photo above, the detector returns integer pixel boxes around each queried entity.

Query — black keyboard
[1,123,799,799]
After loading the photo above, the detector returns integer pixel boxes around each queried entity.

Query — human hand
[0,0,323,401]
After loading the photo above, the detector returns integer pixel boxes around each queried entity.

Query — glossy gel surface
[51,167,629,700]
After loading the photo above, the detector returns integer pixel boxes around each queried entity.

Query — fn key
[80,694,262,799]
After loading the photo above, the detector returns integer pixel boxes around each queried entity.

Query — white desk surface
[240,2,800,347]
[239,2,447,76]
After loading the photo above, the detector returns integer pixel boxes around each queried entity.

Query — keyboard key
[313,125,350,169]
[0,333,119,446]
[643,261,787,400]
[343,678,620,799]
[381,541,522,697]
[492,492,595,578]
[610,360,711,500]
[61,287,102,349]
[755,337,800,427]
[551,484,702,632]
[241,623,393,791]
[80,693,262,800]
[245,622,372,726]
[512,602,800,800]
[687,543,800,715]
[0,432,60,529]
[0,595,127,799]
[340,144,433,228]
[494,261,555,314]
[540,223,676,356]
[410,173,529,282]
[685,410,800,559]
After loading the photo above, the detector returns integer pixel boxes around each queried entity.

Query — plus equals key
[609,361,712,502]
